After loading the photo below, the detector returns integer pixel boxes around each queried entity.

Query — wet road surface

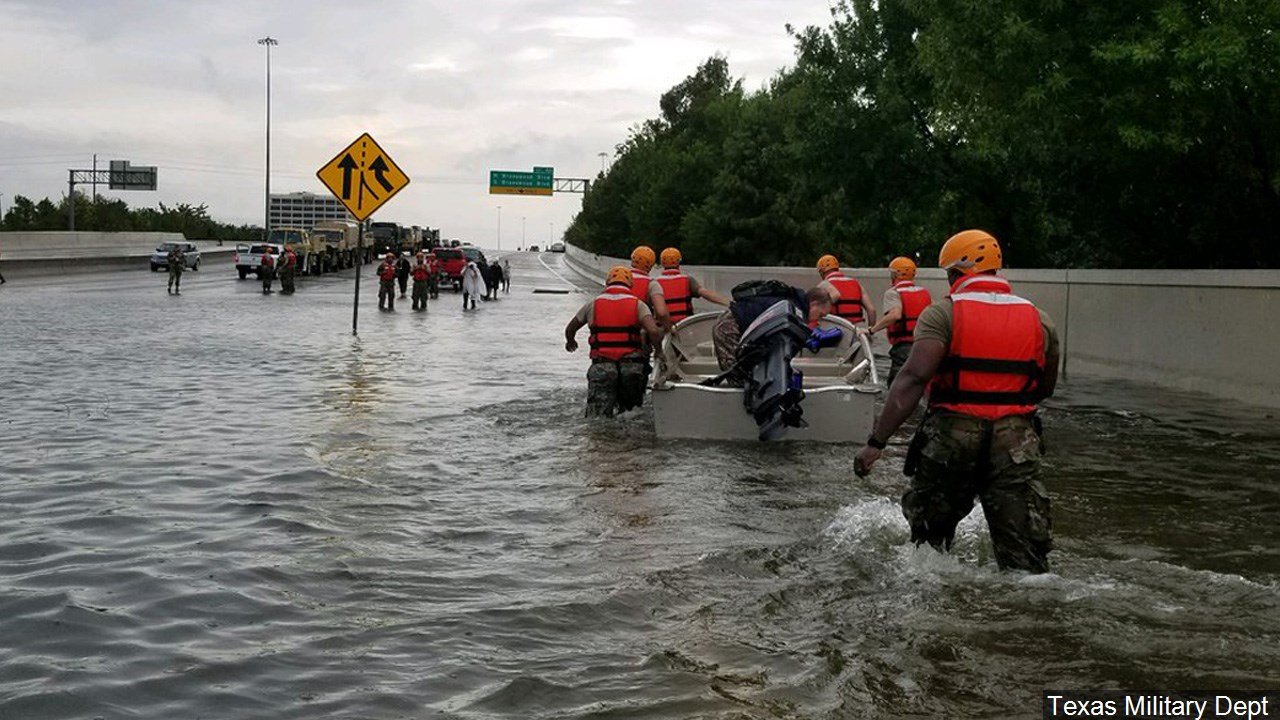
[1,253,1278,718]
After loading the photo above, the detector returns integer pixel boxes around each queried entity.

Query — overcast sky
[0,0,833,248]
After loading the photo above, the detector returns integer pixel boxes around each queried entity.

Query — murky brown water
[0,253,1277,718]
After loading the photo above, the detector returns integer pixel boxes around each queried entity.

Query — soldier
[816,254,876,326]
[854,230,1061,573]
[563,266,663,417]
[865,257,934,386]
[411,252,431,311]
[167,245,185,295]
[378,252,398,310]
[261,247,276,294]
[278,246,298,295]
[653,247,730,325]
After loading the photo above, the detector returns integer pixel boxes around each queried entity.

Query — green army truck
[312,219,360,272]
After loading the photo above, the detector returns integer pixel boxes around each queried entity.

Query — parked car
[550,242,565,253]
[150,242,201,272]
[460,246,487,267]
[528,245,540,252]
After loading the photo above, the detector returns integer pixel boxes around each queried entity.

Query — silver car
[151,242,201,272]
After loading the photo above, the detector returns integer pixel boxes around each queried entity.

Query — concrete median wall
[0,231,234,277]
[566,244,1280,409]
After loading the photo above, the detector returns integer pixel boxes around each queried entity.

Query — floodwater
[0,253,1277,719]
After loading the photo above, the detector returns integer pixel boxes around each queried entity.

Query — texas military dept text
[1044,693,1273,720]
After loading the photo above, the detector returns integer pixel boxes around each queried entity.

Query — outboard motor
[735,299,813,440]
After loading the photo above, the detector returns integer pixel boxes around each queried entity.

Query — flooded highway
[1,253,1278,719]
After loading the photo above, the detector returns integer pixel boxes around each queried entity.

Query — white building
[269,192,353,230]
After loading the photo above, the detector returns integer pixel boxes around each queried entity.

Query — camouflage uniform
[167,249,184,294]
[586,354,650,417]
[279,252,297,295]
[902,410,1052,572]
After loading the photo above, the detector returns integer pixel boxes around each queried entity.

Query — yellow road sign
[316,133,410,221]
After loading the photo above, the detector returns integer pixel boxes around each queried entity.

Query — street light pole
[258,36,278,241]
[598,152,607,173]
[496,205,502,250]
[521,216,526,249]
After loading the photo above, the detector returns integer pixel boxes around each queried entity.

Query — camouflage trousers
[585,355,650,417]
[902,410,1053,573]
[711,311,746,384]
[886,343,912,387]
[412,279,429,310]
[167,266,183,291]
[378,279,396,309]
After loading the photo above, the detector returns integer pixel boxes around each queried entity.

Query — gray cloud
[0,0,834,241]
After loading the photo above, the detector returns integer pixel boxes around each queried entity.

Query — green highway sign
[489,167,554,196]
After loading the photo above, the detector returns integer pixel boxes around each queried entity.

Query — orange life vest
[412,263,430,281]
[589,286,643,361]
[261,254,275,269]
[629,269,653,304]
[887,281,933,346]
[824,272,866,323]
[282,250,296,268]
[927,275,1046,420]
[655,269,693,322]
[378,262,397,281]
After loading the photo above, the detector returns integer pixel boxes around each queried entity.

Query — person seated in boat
[564,266,664,417]
[816,254,876,327]
[653,247,731,326]
[711,284,833,384]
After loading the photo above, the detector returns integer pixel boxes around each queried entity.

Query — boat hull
[652,382,878,442]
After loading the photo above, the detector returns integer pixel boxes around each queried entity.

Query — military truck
[312,219,360,272]
[267,227,315,274]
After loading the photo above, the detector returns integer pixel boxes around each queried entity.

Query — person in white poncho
[461,260,485,310]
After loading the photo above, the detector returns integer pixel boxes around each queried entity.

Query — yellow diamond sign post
[317,132,410,335]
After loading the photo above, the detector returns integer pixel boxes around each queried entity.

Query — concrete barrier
[0,232,235,278]
[566,244,1280,409]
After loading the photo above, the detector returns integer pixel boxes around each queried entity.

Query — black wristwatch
[866,433,887,450]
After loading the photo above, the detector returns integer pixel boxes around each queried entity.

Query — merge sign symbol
[316,133,410,221]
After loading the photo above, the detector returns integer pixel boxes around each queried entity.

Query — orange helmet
[816,254,840,276]
[938,229,1002,274]
[889,256,917,281]
[630,245,656,271]
[605,266,634,287]
[660,247,682,268]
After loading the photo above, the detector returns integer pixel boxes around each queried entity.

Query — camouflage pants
[585,356,649,417]
[412,279,428,310]
[886,343,912,387]
[279,267,296,294]
[902,410,1053,572]
[167,266,182,291]
[711,311,746,384]
[379,279,396,309]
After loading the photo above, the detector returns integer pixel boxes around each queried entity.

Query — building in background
[269,191,353,230]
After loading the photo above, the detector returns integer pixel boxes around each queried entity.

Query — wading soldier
[865,257,933,386]
[261,247,276,294]
[377,252,398,311]
[167,245,185,295]
[855,230,1060,573]
[278,246,298,295]
[411,252,431,311]
[563,266,663,417]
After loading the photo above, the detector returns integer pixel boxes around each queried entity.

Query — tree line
[566,0,1280,269]
[1,193,260,243]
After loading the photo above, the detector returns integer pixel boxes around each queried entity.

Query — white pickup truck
[232,243,285,279]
